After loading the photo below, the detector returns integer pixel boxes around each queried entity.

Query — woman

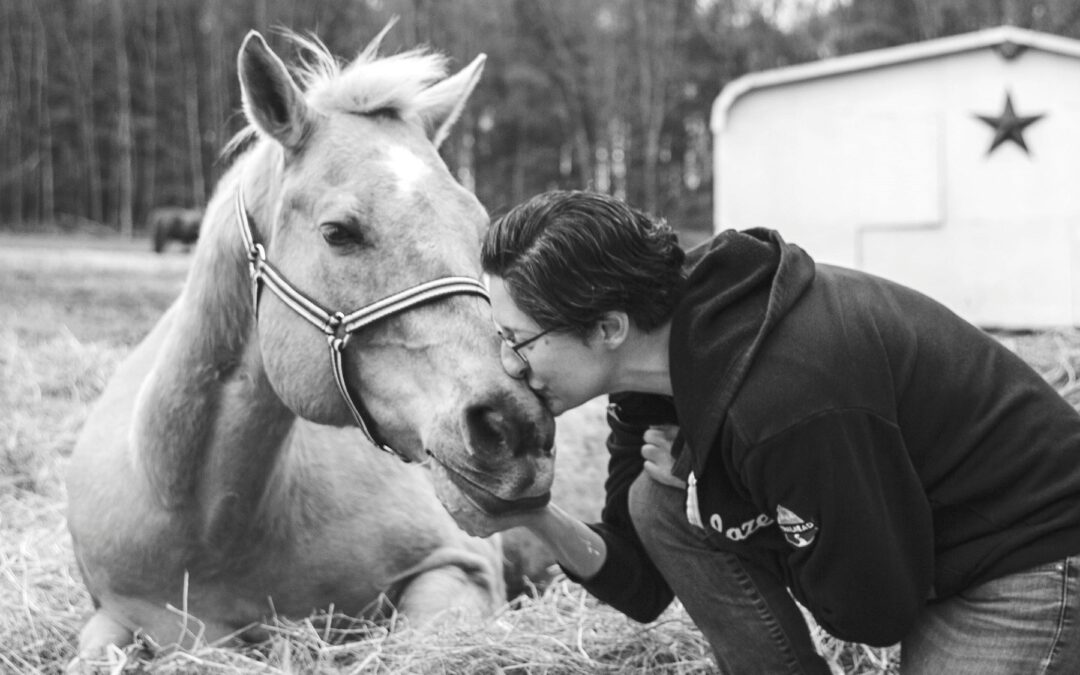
[477,189,1080,674]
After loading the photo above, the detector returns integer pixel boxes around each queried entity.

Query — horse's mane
[222,22,452,162]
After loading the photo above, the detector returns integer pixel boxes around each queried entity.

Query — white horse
[66,26,555,659]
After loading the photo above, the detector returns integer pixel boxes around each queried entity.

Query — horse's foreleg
[396,566,494,625]
[391,543,504,626]
[72,609,134,665]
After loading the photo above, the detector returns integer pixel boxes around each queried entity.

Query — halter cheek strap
[234,189,490,462]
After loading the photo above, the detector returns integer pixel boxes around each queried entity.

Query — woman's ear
[595,311,631,349]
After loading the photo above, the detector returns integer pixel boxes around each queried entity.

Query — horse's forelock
[305,49,450,120]
[286,28,450,120]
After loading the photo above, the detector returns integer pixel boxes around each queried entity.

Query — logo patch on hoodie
[777,504,817,548]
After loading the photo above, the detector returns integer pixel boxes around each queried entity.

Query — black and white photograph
[3,1,1080,673]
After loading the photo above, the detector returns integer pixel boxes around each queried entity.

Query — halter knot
[327,334,349,352]
[324,311,346,335]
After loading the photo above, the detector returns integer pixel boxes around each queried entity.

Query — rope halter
[234,189,490,462]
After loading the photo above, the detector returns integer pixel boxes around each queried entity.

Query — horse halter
[234,190,489,462]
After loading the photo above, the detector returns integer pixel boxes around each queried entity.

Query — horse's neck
[134,172,295,533]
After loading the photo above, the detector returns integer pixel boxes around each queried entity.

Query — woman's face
[486,274,611,416]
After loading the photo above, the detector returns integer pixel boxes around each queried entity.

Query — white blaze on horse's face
[236,32,555,522]
[385,145,433,195]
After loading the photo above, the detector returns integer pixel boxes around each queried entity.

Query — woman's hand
[453,502,608,581]
[641,424,686,488]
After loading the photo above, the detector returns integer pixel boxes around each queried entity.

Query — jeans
[628,474,1080,675]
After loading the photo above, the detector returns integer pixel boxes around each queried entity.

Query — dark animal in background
[149,207,203,253]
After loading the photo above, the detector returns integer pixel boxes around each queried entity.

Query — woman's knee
[628,473,688,551]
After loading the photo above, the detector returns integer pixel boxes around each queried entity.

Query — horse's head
[233,29,555,522]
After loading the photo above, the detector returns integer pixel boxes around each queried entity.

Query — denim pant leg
[902,556,1080,675]
[628,474,832,675]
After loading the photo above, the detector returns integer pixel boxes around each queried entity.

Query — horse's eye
[320,222,361,248]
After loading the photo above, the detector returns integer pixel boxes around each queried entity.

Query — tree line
[3,0,1080,237]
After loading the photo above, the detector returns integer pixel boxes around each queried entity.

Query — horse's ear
[238,31,316,152]
[417,54,487,148]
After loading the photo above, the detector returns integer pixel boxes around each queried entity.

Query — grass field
[4,234,1080,674]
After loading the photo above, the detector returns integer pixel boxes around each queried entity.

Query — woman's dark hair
[481,190,686,336]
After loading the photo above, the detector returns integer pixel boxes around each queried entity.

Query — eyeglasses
[495,323,561,370]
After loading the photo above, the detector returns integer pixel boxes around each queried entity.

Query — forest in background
[4,0,1080,237]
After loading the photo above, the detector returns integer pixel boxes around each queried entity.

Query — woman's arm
[518,503,608,579]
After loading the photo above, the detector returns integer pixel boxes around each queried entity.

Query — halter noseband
[234,190,489,462]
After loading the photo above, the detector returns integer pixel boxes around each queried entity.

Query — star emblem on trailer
[974,91,1045,156]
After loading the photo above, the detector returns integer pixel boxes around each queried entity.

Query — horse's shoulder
[281,421,454,524]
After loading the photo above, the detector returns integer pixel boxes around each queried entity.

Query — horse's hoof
[66,645,127,675]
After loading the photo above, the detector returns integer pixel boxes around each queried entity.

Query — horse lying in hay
[66,26,556,661]
[149,207,204,253]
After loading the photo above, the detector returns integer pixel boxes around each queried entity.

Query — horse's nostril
[463,393,555,461]
[464,404,513,458]
[464,401,496,449]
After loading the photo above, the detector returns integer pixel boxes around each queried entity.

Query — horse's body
[67,28,555,659]
[149,207,203,253]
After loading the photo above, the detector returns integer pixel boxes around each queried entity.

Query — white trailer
[712,26,1080,327]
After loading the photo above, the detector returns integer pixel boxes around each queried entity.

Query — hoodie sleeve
[738,408,933,646]
[563,393,676,622]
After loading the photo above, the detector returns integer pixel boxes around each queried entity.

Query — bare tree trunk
[254,0,268,29]
[1003,0,1021,25]
[27,11,40,224]
[142,0,159,226]
[1,0,24,226]
[47,1,97,223]
[112,0,135,236]
[512,126,526,204]
[82,5,103,223]
[408,0,434,45]
[202,0,226,198]
[595,20,617,195]
[176,12,205,206]
[632,0,675,214]
[34,5,54,224]
[0,2,15,224]
[13,1,30,225]
[611,118,628,201]
[457,111,476,193]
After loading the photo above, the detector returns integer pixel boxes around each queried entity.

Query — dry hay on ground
[72,584,714,674]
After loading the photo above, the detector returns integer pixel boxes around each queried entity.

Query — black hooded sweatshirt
[573,228,1080,647]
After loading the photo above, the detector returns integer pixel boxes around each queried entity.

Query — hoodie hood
[670,228,816,479]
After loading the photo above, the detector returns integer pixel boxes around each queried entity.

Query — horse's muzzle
[426,450,551,516]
